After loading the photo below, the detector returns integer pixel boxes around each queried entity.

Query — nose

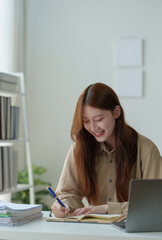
[90,121,98,132]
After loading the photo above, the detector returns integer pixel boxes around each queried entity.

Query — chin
[95,137,106,143]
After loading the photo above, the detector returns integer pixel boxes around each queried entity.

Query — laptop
[111,179,162,232]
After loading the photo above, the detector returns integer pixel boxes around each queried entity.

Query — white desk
[0,211,162,240]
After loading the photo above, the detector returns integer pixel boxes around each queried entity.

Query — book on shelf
[10,106,20,139]
[0,146,18,192]
[0,72,19,92]
[9,147,18,189]
[0,72,19,84]
[0,148,3,191]
[47,213,126,224]
[0,96,6,139]
[2,146,10,190]
[0,95,20,140]
[6,97,11,139]
[0,200,42,226]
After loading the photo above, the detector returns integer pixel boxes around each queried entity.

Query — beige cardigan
[56,134,162,215]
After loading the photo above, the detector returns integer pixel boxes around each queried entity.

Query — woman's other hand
[71,204,108,216]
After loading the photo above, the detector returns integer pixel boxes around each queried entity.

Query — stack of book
[0,200,42,226]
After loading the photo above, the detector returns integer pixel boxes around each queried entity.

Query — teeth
[94,131,103,136]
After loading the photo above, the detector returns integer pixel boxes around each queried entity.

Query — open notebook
[47,213,126,224]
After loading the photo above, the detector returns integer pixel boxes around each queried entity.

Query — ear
[113,105,121,119]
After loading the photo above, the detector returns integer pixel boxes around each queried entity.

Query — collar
[99,142,116,154]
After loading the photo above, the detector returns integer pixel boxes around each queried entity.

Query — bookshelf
[0,72,34,204]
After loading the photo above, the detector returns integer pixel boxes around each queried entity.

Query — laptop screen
[111,179,162,232]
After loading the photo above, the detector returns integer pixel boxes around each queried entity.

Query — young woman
[52,83,162,218]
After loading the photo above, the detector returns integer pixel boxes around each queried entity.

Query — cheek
[83,124,89,131]
[102,119,116,130]
[98,122,106,129]
[100,122,105,128]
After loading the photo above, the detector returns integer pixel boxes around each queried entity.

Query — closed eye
[83,120,89,124]
[95,118,103,122]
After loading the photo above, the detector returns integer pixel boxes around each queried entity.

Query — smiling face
[82,105,120,150]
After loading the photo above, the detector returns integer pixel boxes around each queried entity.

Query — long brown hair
[71,83,138,204]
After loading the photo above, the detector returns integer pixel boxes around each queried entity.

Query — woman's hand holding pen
[51,201,70,218]
[47,186,70,218]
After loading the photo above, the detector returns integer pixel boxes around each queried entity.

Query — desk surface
[0,211,162,240]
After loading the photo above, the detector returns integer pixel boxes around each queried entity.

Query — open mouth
[93,130,104,137]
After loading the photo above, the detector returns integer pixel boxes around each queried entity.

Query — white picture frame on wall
[114,69,143,97]
[115,38,143,67]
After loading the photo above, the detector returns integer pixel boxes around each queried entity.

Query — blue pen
[47,186,65,207]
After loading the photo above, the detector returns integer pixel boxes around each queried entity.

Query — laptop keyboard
[111,219,127,230]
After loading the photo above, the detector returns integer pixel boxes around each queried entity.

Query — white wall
[0,0,16,72]
[24,0,162,193]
